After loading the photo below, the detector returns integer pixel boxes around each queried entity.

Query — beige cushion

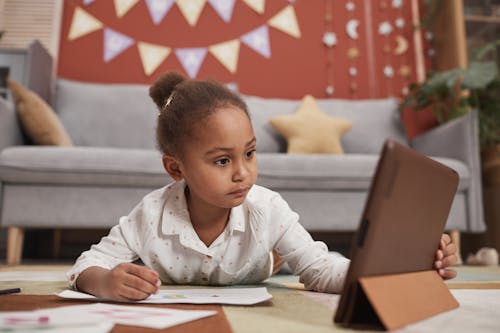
[8,79,73,146]
[269,95,352,154]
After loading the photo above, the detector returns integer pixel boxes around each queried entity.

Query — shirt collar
[161,180,191,236]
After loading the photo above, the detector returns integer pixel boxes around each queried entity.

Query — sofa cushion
[256,153,470,191]
[7,79,73,146]
[0,146,168,187]
[243,95,408,154]
[269,95,352,154]
[55,79,157,149]
[0,148,469,192]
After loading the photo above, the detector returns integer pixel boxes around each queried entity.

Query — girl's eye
[215,158,230,166]
[246,149,256,158]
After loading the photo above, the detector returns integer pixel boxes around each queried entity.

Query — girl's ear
[162,155,183,181]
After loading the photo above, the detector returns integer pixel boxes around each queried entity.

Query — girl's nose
[232,161,249,182]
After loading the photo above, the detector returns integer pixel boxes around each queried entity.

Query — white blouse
[67,180,350,293]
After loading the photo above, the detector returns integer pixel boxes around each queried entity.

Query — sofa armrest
[0,98,24,152]
[410,110,485,232]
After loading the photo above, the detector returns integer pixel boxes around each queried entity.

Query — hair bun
[149,71,186,110]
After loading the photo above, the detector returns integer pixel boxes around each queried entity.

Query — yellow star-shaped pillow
[270,95,352,154]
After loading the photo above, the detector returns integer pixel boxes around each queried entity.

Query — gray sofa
[0,79,485,264]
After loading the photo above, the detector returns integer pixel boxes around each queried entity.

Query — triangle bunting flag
[113,0,140,18]
[68,7,103,41]
[137,42,171,76]
[145,0,175,25]
[268,5,301,38]
[241,25,271,58]
[175,48,208,78]
[207,0,236,23]
[103,28,135,62]
[242,0,265,14]
[176,0,207,27]
[209,39,240,73]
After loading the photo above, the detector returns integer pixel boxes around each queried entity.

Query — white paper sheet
[0,270,67,281]
[0,303,216,330]
[57,287,272,305]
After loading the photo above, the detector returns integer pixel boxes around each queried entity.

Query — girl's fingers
[444,243,457,257]
[439,268,457,280]
[435,249,444,261]
[123,273,158,295]
[441,233,451,246]
[119,284,151,301]
[442,254,458,268]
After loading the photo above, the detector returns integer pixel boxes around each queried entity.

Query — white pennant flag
[146,0,175,25]
[137,42,171,76]
[103,28,135,62]
[208,0,236,22]
[175,48,207,78]
[242,0,265,14]
[209,39,240,73]
[68,7,103,41]
[268,5,301,38]
[176,0,207,27]
[241,25,271,58]
[114,0,140,18]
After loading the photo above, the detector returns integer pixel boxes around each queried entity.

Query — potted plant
[399,41,500,172]
[400,40,500,255]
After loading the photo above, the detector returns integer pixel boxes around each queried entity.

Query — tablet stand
[338,270,459,330]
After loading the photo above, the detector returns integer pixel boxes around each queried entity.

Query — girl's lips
[229,188,249,196]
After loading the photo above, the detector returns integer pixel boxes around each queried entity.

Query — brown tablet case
[334,140,459,330]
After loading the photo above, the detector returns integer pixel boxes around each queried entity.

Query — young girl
[68,72,458,301]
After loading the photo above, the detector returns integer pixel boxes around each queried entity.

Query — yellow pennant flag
[68,7,103,41]
[114,0,140,18]
[176,0,207,27]
[209,39,240,73]
[268,5,301,38]
[242,0,265,14]
[137,42,171,76]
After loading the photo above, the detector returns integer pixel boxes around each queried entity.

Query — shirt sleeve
[269,194,351,294]
[66,202,146,289]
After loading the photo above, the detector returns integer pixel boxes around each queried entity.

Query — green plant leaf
[473,39,500,61]
[423,68,463,92]
[462,62,498,89]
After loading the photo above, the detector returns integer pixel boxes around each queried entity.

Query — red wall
[58,0,433,137]
[59,1,431,95]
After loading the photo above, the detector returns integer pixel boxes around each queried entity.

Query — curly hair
[149,72,249,156]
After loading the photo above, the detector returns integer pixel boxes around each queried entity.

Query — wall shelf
[465,15,500,23]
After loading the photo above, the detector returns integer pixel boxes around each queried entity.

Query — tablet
[334,139,459,326]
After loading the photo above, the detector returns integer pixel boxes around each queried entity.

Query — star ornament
[270,95,352,154]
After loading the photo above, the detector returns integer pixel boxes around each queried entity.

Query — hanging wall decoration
[242,0,265,14]
[344,0,361,96]
[208,0,237,23]
[114,0,140,18]
[323,0,335,96]
[176,0,208,26]
[145,0,175,25]
[68,7,103,41]
[67,3,301,78]
[60,1,427,99]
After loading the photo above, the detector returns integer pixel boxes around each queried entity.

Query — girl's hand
[434,234,458,280]
[103,263,161,301]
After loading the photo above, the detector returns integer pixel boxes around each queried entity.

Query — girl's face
[174,107,258,210]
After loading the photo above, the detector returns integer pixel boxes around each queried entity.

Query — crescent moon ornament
[346,19,360,40]
[394,35,409,55]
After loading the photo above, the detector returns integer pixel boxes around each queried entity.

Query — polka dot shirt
[67,180,350,293]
